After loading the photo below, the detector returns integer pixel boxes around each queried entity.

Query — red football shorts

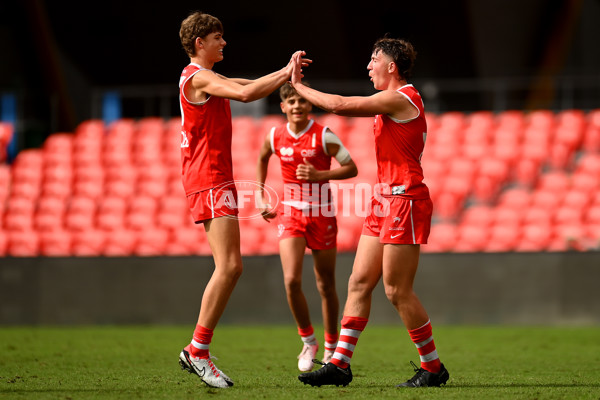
[277,206,337,250]
[187,184,239,224]
[361,196,433,244]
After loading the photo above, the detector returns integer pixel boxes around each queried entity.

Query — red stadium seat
[41,180,72,200]
[39,230,72,256]
[166,226,209,255]
[127,196,158,230]
[585,204,600,224]
[530,189,562,211]
[551,222,587,251]
[536,171,570,192]
[4,212,34,232]
[316,114,352,140]
[496,188,531,210]
[433,192,463,221]
[582,124,600,153]
[64,196,96,231]
[103,229,137,256]
[492,205,523,228]
[485,224,520,252]
[497,110,526,131]
[453,224,489,252]
[471,175,500,204]
[571,171,600,194]
[43,162,73,184]
[4,198,35,231]
[96,209,126,231]
[0,230,7,256]
[44,136,73,168]
[425,223,457,252]
[554,206,583,225]
[7,230,39,256]
[522,207,552,226]
[460,205,495,228]
[232,116,257,138]
[512,159,541,188]
[71,229,105,256]
[562,190,590,209]
[9,181,40,201]
[34,197,66,231]
[134,227,169,256]
[515,223,552,252]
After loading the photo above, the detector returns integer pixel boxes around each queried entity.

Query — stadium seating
[1,109,600,256]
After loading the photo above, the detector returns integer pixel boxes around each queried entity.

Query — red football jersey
[271,120,333,207]
[179,63,233,195]
[373,84,430,200]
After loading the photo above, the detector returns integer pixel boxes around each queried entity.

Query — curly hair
[179,12,223,57]
[372,38,417,81]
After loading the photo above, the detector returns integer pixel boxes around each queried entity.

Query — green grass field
[1,325,599,399]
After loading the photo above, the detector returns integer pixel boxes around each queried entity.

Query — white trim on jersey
[389,84,420,124]
[285,119,314,139]
[181,64,212,106]
[269,127,276,154]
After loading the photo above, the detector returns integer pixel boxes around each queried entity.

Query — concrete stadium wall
[1,252,599,325]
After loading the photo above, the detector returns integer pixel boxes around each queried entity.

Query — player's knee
[348,274,376,295]
[220,259,243,280]
[284,275,302,293]
[315,279,336,297]
[384,284,412,305]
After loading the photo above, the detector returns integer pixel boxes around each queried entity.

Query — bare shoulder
[384,89,418,121]
[190,69,219,88]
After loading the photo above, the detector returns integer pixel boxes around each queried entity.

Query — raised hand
[296,158,321,181]
[288,50,311,82]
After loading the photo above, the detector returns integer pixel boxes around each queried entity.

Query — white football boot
[297,343,319,372]
[179,346,233,388]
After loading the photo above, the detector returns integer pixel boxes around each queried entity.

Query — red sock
[298,325,317,345]
[331,316,368,369]
[190,325,213,359]
[324,332,338,352]
[408,320,441,373]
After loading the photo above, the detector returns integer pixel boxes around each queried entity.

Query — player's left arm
[296,130,358,181]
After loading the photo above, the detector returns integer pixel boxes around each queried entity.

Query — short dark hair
[179,12,223,57]
[373,38,417,80]
[279,82,310,102]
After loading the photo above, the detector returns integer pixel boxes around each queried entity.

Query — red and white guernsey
[373,84,430,200]
[271,120,333,208]
[179,63,233,195]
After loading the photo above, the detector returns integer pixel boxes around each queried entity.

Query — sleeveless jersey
[373,84,430,200]
[271,120,333,207]
[179,63,233,195]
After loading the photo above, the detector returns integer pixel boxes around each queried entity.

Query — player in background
[177,11,309,388]
[291,38,449,388]
[256,84,358,372]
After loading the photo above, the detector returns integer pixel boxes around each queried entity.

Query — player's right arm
[256,133,277,222]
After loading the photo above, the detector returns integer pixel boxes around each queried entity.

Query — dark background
[0,0,599,148]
